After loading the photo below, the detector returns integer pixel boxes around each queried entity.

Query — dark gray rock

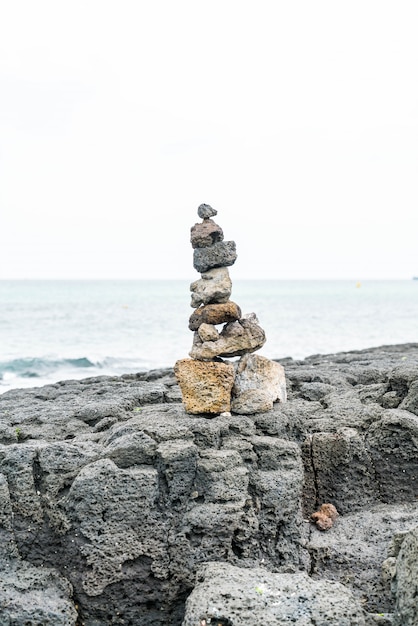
[391,525,418,625]
[182,562,371,626]
[400,379,418,415]
[193,240,237,273]
[0,344,417,624]
[197,203,217,219]
[308,502,418,613]
[304,427,380,515]
[365,409,418,503]
[190,315,266,359]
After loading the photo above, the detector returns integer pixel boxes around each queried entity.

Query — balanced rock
[231,353,287,414]
[197,323,219,342]
[190,267,232,308]
[189,301,242,331]
[175,203,284,416]
[193,240,237,273]
[197,203,217,219]
[311,503,339,531]
[190,315,266,360]
[174,358,234,414]
[190,219,224,249]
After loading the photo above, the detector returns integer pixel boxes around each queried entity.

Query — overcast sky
[0,1,417,280]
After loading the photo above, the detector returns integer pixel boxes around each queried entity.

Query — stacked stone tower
[174,204,286,415]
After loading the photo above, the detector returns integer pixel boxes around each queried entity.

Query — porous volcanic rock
[391,525,418,626]
[232,353,287,414]
[188,301,242,331]
[0,343,417,625]
[190,267,232,308]
[182,562,371,626]
[197,203,217,219]
[190,219,224,248]
[193,240,237,273]
[0,560,78,625]
[189,316,266,360]
[174,358,235,414]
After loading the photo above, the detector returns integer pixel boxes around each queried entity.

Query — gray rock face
[193,240,237,273]
[366,409,418,503]
[174,358,235,414]
[0,560,77,625]
[197,323,219,342]
[0,343,417,624]
[307,502,418,613]
[391,525,418,626]
[190,267,232,308]
[183,562,370,626]
[188,301,242,331]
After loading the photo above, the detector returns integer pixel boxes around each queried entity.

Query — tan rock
[231,353,287,414]
[189,316,266,360]
[189,302,242,331]
[197,323,219,342]
[190,267,232,308]
[174,359,235,414]
[231,389,273,414]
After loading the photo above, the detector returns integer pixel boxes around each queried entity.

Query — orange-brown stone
[174,358,234,414]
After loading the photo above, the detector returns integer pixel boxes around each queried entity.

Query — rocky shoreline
[0,343,417,625]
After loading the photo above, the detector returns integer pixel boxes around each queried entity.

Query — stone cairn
[174,204,287,415]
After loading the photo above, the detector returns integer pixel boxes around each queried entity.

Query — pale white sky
[0,0,417,280]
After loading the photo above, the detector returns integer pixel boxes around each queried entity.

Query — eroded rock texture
[189,267,232,308]
[183,562,371,626]
[174,359,235,414]
[0,344,417,624]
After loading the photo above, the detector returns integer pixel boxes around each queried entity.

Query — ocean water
[0,280,417,393]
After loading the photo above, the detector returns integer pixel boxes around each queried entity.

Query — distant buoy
[356,282,361,288]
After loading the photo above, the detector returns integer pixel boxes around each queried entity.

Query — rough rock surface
[183,562,371,626]
[190,267,232,308]
[232,353,287,414]
[197,323,219,342]
[174,358,235,414]
[0,343,417,625]
[193,240,237,273]
[188,301,242,331]
[391,526,418,625]
[0,559,78,625]
[190,316,266,360]
[190,219,224,248]
[311,502,339,530]
[197,203,217,219]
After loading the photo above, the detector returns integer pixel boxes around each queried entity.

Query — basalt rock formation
[175,204,286,414]
[0,344,418,624]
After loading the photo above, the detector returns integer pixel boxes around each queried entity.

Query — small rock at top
[198,204,217,219]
